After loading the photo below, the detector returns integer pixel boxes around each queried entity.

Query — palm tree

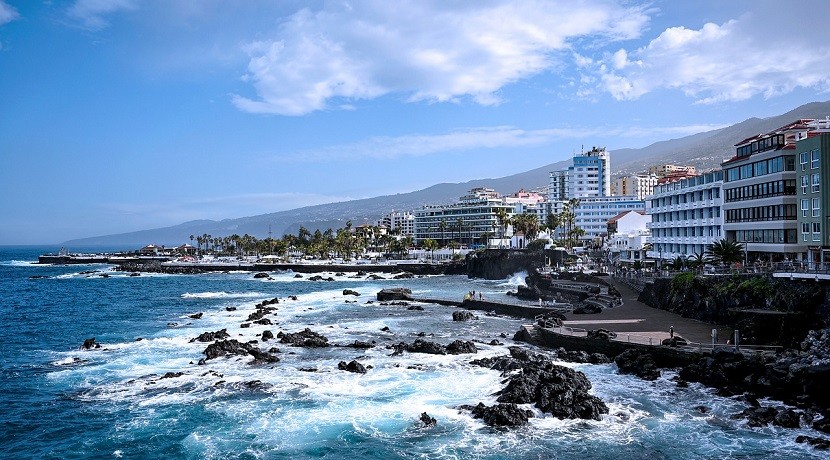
[438,220,448,247]
[705,239,744,266]
[495,208,511,247]
[422,238,438,262]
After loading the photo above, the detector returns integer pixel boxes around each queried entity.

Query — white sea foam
[2,260,40,267]
[181,292,269,299]
[499,271,528,287]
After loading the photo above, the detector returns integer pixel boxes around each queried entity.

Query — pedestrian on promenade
[670,326,674,339]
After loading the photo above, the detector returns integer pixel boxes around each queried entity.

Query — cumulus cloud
[0,1,20,26]
[68,0,136,30]
[232,0,650,115]
[594,4,830,103]
[284,123,727,161]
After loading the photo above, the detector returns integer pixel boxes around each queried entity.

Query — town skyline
[3,1,830,244]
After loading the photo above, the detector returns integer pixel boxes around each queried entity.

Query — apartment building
[611,173,659,200]
[721,120,814,263]
[795,122,830,267]
[647,170,724,261]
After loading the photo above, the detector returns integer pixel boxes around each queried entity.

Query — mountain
[65,100,830,247]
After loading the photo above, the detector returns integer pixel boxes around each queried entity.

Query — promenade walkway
[559,277,734,346]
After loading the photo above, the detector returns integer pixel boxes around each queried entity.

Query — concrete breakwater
[114,260,466,275]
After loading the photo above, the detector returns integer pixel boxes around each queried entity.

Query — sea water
[0,246,824,459]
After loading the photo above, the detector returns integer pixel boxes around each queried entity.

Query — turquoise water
[0,246,824,459]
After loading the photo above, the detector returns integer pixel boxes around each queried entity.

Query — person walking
[670,326,674,339]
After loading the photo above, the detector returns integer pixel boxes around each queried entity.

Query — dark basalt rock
[161,372,183,379]
[773,408,801,428]
[446,340,478,355]
[225,306,237,311]
[338,360,367,374]
[572,304,602,314]
[81,338,101,350]
[294,274,303,278]
[261,330,274,342]
[345,340,376,349]
[419,412,437,426]
[614,349,661,380]
[253,272,270,279]
[661,337,688,347]
[129,272,140,277]
[407,305,424,311]
[452,311,478,321]
[190,328,231,343]
[461,402,533,427]
[393,272,414,279]
[253,318,273,326]
[377,288,413,302]
[188,312,203,319]
[557,349,611,364]
[202,339,279,364]
[814,417,830,434]
[277,328,330,347]
[731,406,779,427]
[343,289,360,296]
[796,435,830,450]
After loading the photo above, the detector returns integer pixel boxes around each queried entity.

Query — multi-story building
[378,211,415,237]
[574,195,645,243]
[649,164,697,178]
[612,173,659,200]
[647,170,724,261]
[549,147,611,202]
[795,121,830,267]
[721,120,818,263]
[414,188,517,247]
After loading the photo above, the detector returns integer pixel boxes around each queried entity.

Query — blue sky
[2,0,830,244]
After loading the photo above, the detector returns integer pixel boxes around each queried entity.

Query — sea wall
[638,274,829,346]
[466,249,568,280]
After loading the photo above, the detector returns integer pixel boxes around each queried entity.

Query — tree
[438,219,448,247]
[495,207,511,247]
[706,239,744,266]
[422,238,438,261]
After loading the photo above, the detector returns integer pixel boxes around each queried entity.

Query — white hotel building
[647,170,724,261]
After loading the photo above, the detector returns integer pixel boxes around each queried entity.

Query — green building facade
[796,132,830,268]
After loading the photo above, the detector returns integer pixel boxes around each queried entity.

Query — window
[812,149,820,169]
[801,151,809,171]
[802,199,810,218]
[813,222,822,241]
[802,175,810,194]
[813,197,821,218]
[812,173,821,193]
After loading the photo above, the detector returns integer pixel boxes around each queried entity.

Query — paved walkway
[560,277,733,345]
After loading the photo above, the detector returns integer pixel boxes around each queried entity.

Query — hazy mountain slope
[65,101,830,247]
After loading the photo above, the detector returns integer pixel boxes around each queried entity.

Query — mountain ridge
[65,100,830,247]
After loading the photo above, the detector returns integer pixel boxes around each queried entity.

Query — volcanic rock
[190,329,231,343]
[452,311,478,321]
[338,360,367,374]
[277,328,330,347]
[614,349,661,380]
[377,288,413,302]
[461,402,533,427]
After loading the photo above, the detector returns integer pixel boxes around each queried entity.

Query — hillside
[65,100,830,247]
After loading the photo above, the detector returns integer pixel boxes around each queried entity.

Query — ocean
[0,246,822,459]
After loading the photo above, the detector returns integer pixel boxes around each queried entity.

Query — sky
[2,0,830,244]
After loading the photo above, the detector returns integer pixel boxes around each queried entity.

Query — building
[413,188,516,247]
[649,164,697,178]
[612,173,659,200]
[549,146,611,202]
[378,211,415,237]
[573,195,645,243]
[607,210,651,265]
[721,119,819,263]
[647,170,724,261]
[795,121,830,268]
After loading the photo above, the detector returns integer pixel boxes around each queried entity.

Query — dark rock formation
[261,330,274,342]
[344,340,376,349]
[393,272,414,279]
[253,272,270,279]
[452,311,478,321]
[201,339,279,364]
[407,305,424,311]
[277,328,330,347]
[81,338,101,350]
[460,402,533,427]
[253,318,273,325]
[161,372,183,379]
[572,304,602,315]
[391,339,477,356]
[338,360,367,374]
[343,289,360,296]
[614,349,661,380]
[419,412,437,427]
[796,435,830,450]
[190,329,230,343]
[377,288,413,301]
[446,340,478,355]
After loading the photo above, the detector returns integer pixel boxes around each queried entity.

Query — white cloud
[284,123,728,161]
[67,0,136,30]
[594,4,830,103]
[0,1,20,26]
[232,0,650,115]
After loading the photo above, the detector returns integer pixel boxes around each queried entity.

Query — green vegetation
[671,271,696,291]
[705,239,744,266]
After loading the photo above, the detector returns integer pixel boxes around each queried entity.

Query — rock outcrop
[377,288,413,301]
[277,328,330,347]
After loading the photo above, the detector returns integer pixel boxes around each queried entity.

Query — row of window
[651,226,721,238]
[801,222,822,242]
[800,198,822,218]
[799,149,821,171]
[734,229,798,244]
[651,207,721,222]
[725,155,795,182]
[724,180,796,203]
[650,187,720,207]
[725,204,797,223]
[736,134,786,158]
[653,243,712,257]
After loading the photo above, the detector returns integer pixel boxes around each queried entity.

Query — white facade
[647,170,724,261]
[414,188,515,247]
[378,211,415,237]
[574,195,646,242]
[548,147,611,202]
